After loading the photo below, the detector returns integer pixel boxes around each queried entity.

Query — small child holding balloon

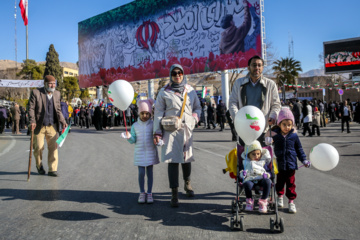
[122,99,159,204]
[265,107,311,213]
[240,140,272,213]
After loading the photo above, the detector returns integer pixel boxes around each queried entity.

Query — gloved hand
[265,137,273,145]
[303,160,311,168]
[242,170,247,177]
[263,172,270,179]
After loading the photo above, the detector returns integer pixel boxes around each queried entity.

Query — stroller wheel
[239,216,245,231]
[270,217,275,232]
[279,218,285,233]
[230,217,235,230]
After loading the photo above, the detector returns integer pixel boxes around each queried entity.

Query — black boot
[184,180,195,197]
[170,188,179,207]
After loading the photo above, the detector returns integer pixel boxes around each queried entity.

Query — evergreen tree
[44,44,63,91]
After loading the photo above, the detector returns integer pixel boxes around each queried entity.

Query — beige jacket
[28,87,66,134]
[229,74,281,132]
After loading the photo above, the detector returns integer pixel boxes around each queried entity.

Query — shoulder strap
[179,92,188,119]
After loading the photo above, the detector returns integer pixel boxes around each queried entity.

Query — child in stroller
[240,140,272,213]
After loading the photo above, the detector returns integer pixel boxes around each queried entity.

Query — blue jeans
[138,165,153,193]
[243,178,271,200]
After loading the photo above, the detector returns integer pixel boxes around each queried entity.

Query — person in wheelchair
[240,140,272,213]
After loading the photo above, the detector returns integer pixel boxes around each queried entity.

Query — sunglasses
[171,71,183,77]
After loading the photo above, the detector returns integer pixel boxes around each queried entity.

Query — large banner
[324,37,360,74]
[78,0,262,88]
[0,79,44,88]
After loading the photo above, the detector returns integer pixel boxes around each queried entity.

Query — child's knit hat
[241,140,267,159]
[137,99,154,115]
[277,107,295,125]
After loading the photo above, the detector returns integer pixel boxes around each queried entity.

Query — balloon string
[123,111,128,134]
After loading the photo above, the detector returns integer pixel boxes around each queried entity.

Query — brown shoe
[184,180,195,197]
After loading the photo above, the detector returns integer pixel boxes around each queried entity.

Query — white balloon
[234,106,265,145]
[108,80,134,110]
[309,143,339,171]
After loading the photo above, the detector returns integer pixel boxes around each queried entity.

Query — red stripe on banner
[19,0,28,26]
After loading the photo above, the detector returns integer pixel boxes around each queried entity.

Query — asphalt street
[0,121,359,240]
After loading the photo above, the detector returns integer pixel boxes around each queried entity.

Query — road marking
[193,146,225,157]
[0,135,16,157]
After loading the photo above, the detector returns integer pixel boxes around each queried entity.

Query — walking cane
[27,129,34,181]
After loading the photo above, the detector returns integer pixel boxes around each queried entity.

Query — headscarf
[169,64,186,94]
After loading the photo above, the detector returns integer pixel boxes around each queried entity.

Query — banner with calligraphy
[0,79,44,88]
[78,0,262,88]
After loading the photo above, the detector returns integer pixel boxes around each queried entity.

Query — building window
[64,71,69,74]
[69,72,73,75]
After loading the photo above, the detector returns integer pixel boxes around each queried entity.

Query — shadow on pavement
[0,189,234,231]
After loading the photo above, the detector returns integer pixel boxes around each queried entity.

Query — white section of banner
[0,79,44,88]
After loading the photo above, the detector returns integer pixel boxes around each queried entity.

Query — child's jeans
[138,165,153,193]
[243,178,271,200]
[276,170,296,200]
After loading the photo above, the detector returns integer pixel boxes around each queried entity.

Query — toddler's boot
[245,198,254,211]
[184,180,195,197]
[258,198,268,213]
[170,188,179,207]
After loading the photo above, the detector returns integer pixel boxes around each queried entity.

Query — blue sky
[0,0,359,73]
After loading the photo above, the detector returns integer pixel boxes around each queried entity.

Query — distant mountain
[0,60,78,71]
[300,69,326,77]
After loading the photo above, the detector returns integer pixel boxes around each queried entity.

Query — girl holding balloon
[265,107,311,213]
[123,99,160,204]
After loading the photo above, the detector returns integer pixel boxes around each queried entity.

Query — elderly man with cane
[28,75,67,177]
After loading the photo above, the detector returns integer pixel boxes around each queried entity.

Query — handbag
[161,92,187,131]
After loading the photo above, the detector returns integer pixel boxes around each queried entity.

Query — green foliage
[79,88,90,101]
[63,77,80,100]
[44,44,63,90]
[272,57,302,86]
[17,59,45,80]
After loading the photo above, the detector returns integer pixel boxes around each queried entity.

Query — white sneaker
[289,202,297,213]
[146,193,154,204]
[138,193,146,204]
[277,196,284,208]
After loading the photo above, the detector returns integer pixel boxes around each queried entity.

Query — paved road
[0,121,359,240]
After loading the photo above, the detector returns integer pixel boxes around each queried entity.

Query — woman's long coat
[153,84,202,163]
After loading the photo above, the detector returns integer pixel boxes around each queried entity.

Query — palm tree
[272,57,302,99]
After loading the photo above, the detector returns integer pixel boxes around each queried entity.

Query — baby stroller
[223,144,284,232]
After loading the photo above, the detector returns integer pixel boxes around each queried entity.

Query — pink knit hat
[137,99,154,114]
[277,107,295,125]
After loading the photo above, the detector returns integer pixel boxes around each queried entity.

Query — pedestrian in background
[301,99,312,137]
[216,99,227,131]
[312,107,321,136]
[340,100,352,133]
[10,102,21,134]
[0,104,7,134]
[207,103,216,129]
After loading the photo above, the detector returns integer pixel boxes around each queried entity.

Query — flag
[56,125,71,148]
[19,0,28,26]
[201,86,207,98]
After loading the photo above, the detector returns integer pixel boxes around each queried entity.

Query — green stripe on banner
[56,125,70,146]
